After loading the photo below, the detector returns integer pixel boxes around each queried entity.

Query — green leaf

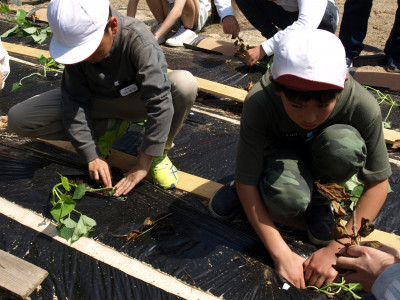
[34,30,49,44]
[71,215,96,243]
[73,183,87,200]
[351,185,364,197]
[22,27,37,35]
[58,217,77,241]
[0,3,12,14]
[37,54,48,65]
[12,82,22,91]
[60,174,71,191]
[1,24,20,38]
[15,9,28,25]
[50,195,75,222]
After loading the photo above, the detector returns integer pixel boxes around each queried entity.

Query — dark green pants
[259,124,366,223]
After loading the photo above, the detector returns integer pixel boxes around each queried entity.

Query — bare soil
[6,0,399,72]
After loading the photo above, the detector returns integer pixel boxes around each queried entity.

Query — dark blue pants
[234,0,338,39]
[339,0,400,59]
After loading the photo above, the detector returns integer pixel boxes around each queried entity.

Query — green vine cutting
[51,173,117,243]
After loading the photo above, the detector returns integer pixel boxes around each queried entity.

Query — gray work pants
[8,70,198,150]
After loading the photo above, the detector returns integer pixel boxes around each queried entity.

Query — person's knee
[168,70,198,107]
[312,124,366,181]
[260,177,311,218]
[7,103,28,136]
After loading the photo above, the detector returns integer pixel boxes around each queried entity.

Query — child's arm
[304,178,389,288]
[154,0,187,39]
[236,181,306,289]
[127,0,140,17]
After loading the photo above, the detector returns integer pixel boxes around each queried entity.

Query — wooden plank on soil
[383,128,400,144]
[0,249,48,299]
[352,69,400,91]
[36,139,222,199]
[2,42,50,59]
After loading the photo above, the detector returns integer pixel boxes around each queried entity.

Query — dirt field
[7,0,399,71]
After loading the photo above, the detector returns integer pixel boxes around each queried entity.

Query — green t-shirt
[235,73,392,185]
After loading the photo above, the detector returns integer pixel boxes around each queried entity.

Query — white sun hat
[272,29,347,91]
[47,0,110,64]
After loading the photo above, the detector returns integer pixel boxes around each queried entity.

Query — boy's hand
[244,45,266,67]
[113,151,152,197]
[303,245,338,287]
[274,249,306,289]
[113,167,148,197]
[88,156,112,187]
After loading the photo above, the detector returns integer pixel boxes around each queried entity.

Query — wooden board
[0,249,48,299]
[2,42,50,59]
[37,139,222,200]
[383,128,400,144]
[352,69,400,92]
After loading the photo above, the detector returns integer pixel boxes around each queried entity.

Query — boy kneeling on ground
[209,29,391,289]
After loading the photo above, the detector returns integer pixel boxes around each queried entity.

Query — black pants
[234,0,338,39]
[339,0,400,59]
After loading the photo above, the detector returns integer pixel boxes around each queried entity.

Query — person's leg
[180,0,199,29]
[384,0,400,72]
[317,0,339,34]
[259,143,312,229]
[311,124,367,189]
[7,88,69,140]
[91,70,197,149]
[235,0,298,39]
[339,0,373,60]
[164,70,198,149]
[194,0,210,32]
[146,0,168,23]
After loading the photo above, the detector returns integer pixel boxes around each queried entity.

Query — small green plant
[364,85,400,129]
[0,2,12,20]
[51,173,116,243]
[307,277,363,299]
[12,54,64,91]
[0,6,52,44]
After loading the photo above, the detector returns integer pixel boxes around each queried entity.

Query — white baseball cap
[272,29,347,91]
[47,0,110,64]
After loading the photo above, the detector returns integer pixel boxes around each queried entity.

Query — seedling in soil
[233,36,273,69]
[364,85,400,129]
[51,173,118,243]
[305,181,383,299]
[12,54,64,91]
[0,5,52,44]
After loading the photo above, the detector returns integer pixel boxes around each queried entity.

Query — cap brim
[275,74,344,91]
[49,29,104,65]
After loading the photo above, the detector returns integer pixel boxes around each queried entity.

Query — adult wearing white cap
[209,29,391,289]
[8,0,198,195]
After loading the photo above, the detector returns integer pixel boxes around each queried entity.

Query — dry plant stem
[352,208,360,245]
[183,268,196,286]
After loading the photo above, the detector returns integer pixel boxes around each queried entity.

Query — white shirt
[213,0,338,56]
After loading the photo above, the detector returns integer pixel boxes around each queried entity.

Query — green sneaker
[150,151,178,190]
[97,119,130,157]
